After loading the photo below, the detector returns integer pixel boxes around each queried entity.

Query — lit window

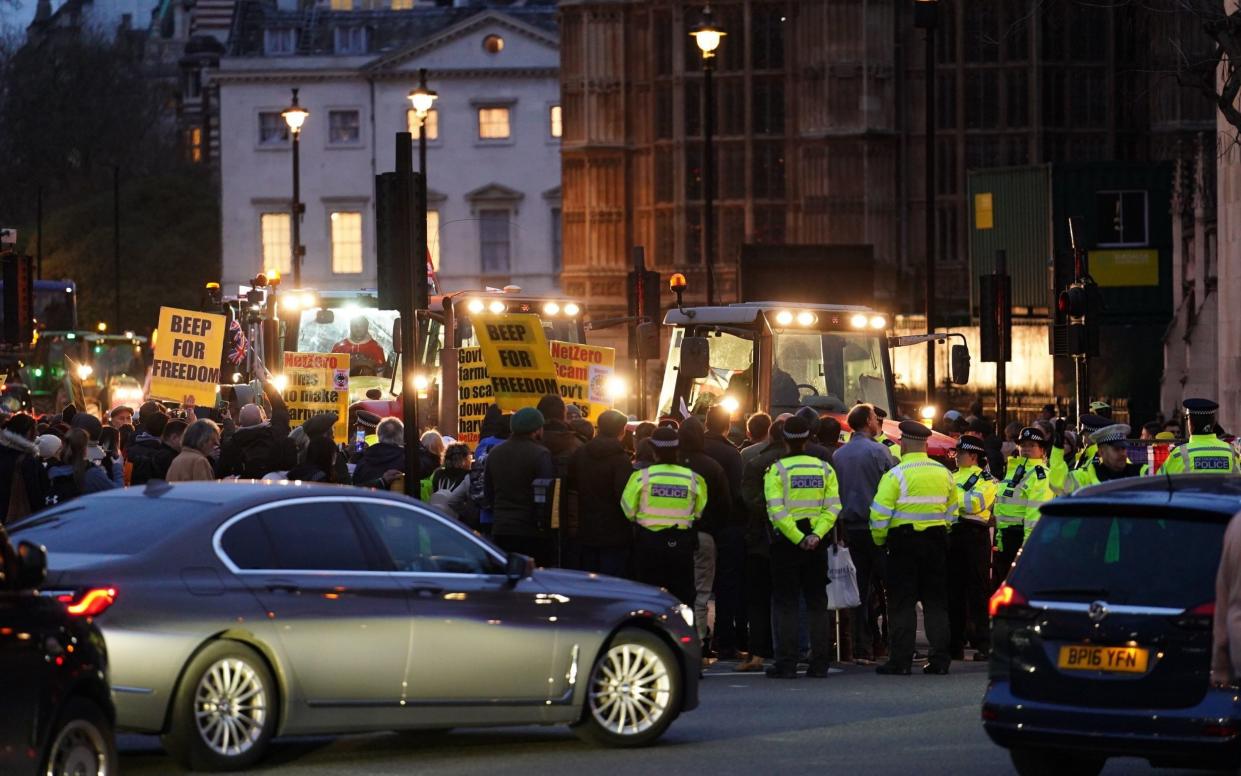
[479,209,510,273]
[390,0,412,8]
[328,109,361,144]
[263,28,296,56]
[549,105,562,138]
[478,107,510,140]
[261,213,292,273]
[258,112,289,146]
[483,34,504,53]
[334,26,367,54]
[186,127,203,163]
[330,211,363,274]
[329,0,352,9]
[427,210,441,272]
[406,108,439,141]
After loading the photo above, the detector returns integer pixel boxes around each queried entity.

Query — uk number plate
[1057,644,1149,674]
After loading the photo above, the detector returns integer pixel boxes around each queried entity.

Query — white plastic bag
[827,544,861,610]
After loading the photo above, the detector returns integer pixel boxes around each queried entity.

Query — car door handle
[408,584,444,598]
[264,581,300,594]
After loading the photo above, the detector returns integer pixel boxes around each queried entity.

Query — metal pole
[291,129,302,288]
[995,249,1008,434]
[35,185,42,280]
[633,246,647,419]
[113,165,121,330]
[396,132,420,484]
[923,21,936,406]
[703,57,716,306]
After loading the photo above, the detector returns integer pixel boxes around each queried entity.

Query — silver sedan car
[12,482,700,771]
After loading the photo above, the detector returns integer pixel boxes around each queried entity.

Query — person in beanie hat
[484,406,557,566]
[621,426,706,607]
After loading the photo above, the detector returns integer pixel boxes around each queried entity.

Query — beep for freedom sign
[474,314,558,411]
[282,352,350,444]
[150,306,226,407]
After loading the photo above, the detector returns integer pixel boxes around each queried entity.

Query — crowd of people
[0,374,1236,677]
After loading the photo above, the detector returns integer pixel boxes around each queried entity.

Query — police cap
[956,434,985,454]
[1184,398,1219,416]
[783,416,811,440]
[1017,426,1048,445]
[794,406,820,434]
[650,426,680,448]
[1079,413,1110,433]
[1092,424,1130,447]
[874,407,889,420]
[356,410,382,430]
[897,420,932,440]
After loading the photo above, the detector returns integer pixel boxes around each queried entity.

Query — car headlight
[675,604,693,628]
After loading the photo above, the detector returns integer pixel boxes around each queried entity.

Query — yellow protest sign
[473,314,559,411]
[281,352,351,443]
[456,346,493,446]
[150,306,226,407]
[551,341,616,421]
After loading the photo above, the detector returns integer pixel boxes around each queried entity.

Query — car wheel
[42,696,118,776]
[573,627,682,748]
[162,640,278,772]
[1011,747,1104,776]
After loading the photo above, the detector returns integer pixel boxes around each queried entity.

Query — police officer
[1160,399,1241,474]
[948,435,997,661]
[870,420,958,675]
[620,426,707,606]
[1072,413,1111,471]
[1049,413,1106,494]
[1063,424,1145,493]
[762,415,840,679]
[873,407,900,461]
[993,426,1054,579]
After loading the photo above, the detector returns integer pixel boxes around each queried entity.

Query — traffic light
[2,252,33,346]
[979,274,1011,363]
[1053,281,1099,357]
[627,269,662,359]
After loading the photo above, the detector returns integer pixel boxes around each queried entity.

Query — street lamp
[282,88,309,288]
[407,67,438,259]
[914,0,939,406]
[691,5,725,306]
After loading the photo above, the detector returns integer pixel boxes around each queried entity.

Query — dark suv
[983,475,1241,775]
[0,533,115,776]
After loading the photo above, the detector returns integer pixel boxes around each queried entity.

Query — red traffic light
[1058,284,1088,318]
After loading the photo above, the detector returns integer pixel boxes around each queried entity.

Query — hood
[479,404,509,440]
[542,420,580,455]
[678,416,705,454]
[231,423,273,444]
[361,442,406,468]
[532,567,681,607]
[584,435,627,460]
[0,430,37,456]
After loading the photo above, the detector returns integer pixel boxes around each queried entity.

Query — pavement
[116,659,1202,775]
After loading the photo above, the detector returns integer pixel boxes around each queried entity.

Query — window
[9,499,205,558]
[390,0,412,8]
[406,108,439,140]
[260,213,292,273]
[264,28,296,56]
[259,111,289,146]
[549,105,562,138]
[330,211,363,273]
[479,209,510,273]
[752,78,784,135]
[751,6,785,70]
[185,127,203,164]
[185,69,202,99]
[329,0,351,8]
[356,503,500,574]
[965,71,999,129]
[258,503,370,571]
[478,107,510,140]
[550,207,562,273]
[328,109,361,144]
[482,34,504,54]
[427,210,441,272]
[220,515,275,570]
[334,26,367,54]
[1096,191,1148,246]
[1006,70,1029,128]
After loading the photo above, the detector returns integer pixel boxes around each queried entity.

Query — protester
[216,379,296,479]
[702,405,748,660]
[332,316,386,371]
[570,418,594,444]
[484,407,557,567]
[679,416,731,659]
[35,434,62,466]
[109,405,134,431]
[155,419,187,480]
[127,410,168,485]
[286,436,339,483]
[71,413,123,485]
[741,412,772,456]
[0,413,48,522]
[167,420,221,482]
[420,430,446,464]
[48,428,119,499]
[737,416,789,672]
[566,409,634,578]
[353,417,411,489]
[432,443,472,493]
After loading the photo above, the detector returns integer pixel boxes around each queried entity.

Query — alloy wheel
[193,657,268,757]
[588,643,672,735]
[45,719,108,776]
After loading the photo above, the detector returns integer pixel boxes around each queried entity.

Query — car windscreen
[1012,512,1226,608]
[10,498,207,562]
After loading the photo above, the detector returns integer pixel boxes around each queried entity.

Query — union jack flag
[225,319,249,366]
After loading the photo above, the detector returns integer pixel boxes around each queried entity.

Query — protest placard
[282,352,350,443]
[149,306,226,407]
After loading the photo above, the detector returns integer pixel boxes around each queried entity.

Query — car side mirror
[678,336,710,380]
[505,552,534,584]
[950,344,971,385]
[391,318,402,353]
[15,541,46,590]
[315,308,335,325]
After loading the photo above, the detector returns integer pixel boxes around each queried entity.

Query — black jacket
[541,419,582,478]
[0,431,46,524]
[126,433,164,485]
[678,419,731,535]
[704,431,746,529]
[352,442,407,488]
[216,383,295,479]
[741,439,787,555]
[566,436,634,548]
[484,435,555,537]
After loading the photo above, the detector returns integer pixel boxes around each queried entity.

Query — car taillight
[1173,601,1214,630]
[988,583,1027,618]
[56,587,117,617]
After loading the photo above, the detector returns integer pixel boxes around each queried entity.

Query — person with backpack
[127,411,169,485]
[47,428,120,503]
[467,405,510,533]
[0,413,48,523]
[215,377,296,480]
